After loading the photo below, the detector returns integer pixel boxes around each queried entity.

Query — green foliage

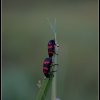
[36,78,52,100]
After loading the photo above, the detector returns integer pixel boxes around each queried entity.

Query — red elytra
[43,67,48,70]
[43,61,49,64]
[43,69,48,74]
[48,45,53,48]
[48,52,53,54]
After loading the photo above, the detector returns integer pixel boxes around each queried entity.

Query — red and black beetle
[43,57,52,78]
[48,39,56,57]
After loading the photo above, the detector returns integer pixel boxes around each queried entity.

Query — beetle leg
[54,51,59,55]
[55,43,59,47]
[52,70,57,72]
[52,64,59,66]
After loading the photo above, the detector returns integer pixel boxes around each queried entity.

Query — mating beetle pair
[43,39,59,78]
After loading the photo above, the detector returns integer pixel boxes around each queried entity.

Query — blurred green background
[2,0,98,100]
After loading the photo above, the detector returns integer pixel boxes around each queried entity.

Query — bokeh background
[2,0,98,100]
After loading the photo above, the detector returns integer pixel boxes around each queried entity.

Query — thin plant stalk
[51,18,58,100]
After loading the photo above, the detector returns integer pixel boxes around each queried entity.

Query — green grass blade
[36,78,53,100]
